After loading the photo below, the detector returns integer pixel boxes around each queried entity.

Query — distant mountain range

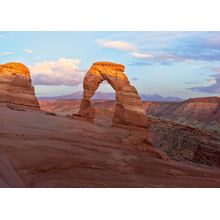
[38,91,184,102]
[140,94,184,102]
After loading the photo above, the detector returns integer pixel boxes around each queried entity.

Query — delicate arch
[77,62,148,127]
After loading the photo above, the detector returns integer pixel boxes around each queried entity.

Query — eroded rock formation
[77,62,148,127]
[144,97,220,131]
[0,62,39,109]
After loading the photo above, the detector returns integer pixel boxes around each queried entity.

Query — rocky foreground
[1,102,220,187]
[40,99,220,169]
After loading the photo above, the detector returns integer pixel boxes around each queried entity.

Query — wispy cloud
[131,51,185,64]
[130,52,154,59]
[129,61,153,66]
[24,49,33,54]
[160,32,220,62]
[97,39,136,51]
[30,58,84,86]
[127,32,220,64]
[189,67,220,93]
[0,51,13,56]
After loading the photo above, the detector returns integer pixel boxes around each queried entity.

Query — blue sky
[0,31,220,98]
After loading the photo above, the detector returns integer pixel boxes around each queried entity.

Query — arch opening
[91,80,116,125]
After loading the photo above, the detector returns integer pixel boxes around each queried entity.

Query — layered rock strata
[0,62,39,109]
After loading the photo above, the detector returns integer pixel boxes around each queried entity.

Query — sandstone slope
[1,103,220,187]
[40,99,220,168]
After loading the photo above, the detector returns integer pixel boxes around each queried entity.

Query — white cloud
[30,58,84,86]
[189,67,220,93]
[131,50,185,63]
[0,51,13,56]
[24,49,33,54]
[97,39,136,51]
[130,52,154,59]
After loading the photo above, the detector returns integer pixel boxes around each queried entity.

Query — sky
[0,31,220,99]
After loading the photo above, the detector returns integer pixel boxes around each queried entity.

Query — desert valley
[0,61,220,187]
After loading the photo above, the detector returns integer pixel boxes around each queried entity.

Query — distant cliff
[144,97,220,131]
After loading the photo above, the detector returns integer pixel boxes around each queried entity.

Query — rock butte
[77,61,148,127]
[0,62,40,109]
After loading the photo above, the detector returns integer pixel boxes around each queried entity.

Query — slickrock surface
[40,99,220,168]
[1,103,220,187]
[0,62,39,110]
[77,62,148,127]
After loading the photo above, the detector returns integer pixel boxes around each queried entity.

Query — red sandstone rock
[1,103,220,187]
[77,62,148,127]
[0,62,39,109]
[40,98,220,167]
[144,97,220,130]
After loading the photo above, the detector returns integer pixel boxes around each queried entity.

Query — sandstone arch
[77,62,148,127]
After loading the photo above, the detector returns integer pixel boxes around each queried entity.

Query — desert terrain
[1,101,220,187]
[40,97,220,167]
[1,62,220,187]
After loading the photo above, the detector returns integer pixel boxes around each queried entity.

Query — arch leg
[78,71,104,119]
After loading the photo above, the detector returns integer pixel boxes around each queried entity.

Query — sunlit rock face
[0,62,40,109]
[78,61,148,127]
